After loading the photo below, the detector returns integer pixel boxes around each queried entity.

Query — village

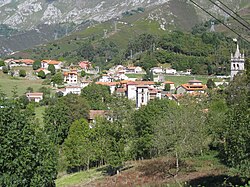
[2,43,245,109]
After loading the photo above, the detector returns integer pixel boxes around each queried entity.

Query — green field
[0,71,46,96]
[56,168,104,187]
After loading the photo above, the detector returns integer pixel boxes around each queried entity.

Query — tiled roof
[88,110,108,120]
[127,81,155,85]
[42,60,61,65]
[181,84,207,91]
[96,82,120,86]
[164,81,174,84]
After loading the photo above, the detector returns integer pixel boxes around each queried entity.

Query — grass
[0,72,46,96]
[165,75,214,86]
[35,106,46,126]
[56,168,104,187]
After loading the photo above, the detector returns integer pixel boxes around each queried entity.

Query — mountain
[0,0,249,55]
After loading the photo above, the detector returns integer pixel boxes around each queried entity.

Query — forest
[0,59,249,186]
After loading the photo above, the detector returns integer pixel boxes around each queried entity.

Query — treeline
[18,24,249,75]
[0,61,249,186]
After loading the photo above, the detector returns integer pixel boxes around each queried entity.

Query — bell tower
[230,42,245,80]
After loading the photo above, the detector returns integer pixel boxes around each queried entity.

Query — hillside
[0,0,249,55]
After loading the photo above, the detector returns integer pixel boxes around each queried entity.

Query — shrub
[2,66,8,74]
[19,69,26,77]
[38,70,46,79]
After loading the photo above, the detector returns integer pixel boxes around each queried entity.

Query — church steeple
[230,41,245,80]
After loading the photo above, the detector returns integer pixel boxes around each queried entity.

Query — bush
[19,69,26,77]
[38,70,46,79]
[0,61,5,67]
[2,66,8,74]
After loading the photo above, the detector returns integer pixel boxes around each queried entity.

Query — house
[99,74,113,82]
[115,87,126,97]
[176,79,207,94]
[125,66,144,74]
[136,85,149,108]
[65,85,81,95]
[26,92,43,103]
[80,80,92,88]
[126,81,155,101]
[35,68,51,75]
[88,110,110,124]
[79,61,92,70]
[96,82,120,94]
[151,67,164,74]
[41,60,63,70]
[64,70,78,84]
[165,68,177,75]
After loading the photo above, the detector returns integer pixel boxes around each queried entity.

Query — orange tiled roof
[21,59,34,64]
[164,81,174,84]
[127,81,155,85]
[181,84,207,91]
[64,71,78,76]
[96,82,120,86]
[42,60,61,65]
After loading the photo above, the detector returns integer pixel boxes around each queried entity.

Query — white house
[80,80,92,88]
[165,68,177,74]
[96,82,120,94]
[64,70,78,84]
[64,85,81,95]
[41,60,63,70]
[151,67,164,74]
[99,74,113,82]
[26,93,43,103]
[125,66,144,74]
[162,81,175,91]
[126,81,155,101]
[136,85,149,108]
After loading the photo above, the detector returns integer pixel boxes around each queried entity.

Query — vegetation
[0,96,57,186]
[19,69,26,77]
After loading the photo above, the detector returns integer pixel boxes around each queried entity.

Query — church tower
[230,43,245,80]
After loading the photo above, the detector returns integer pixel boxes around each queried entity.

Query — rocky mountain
[0,0,249,55]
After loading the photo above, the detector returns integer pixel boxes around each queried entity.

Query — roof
[188,79,202,83]
[180,84,207,91]
[88,110,108,120]
[64,71,78,76]
[127,81,155,85]
[66,85,81,89]
[96,82,120,86]
[116,88,126,93]
[164,81,174,84]
[20,59,34,64]
[26,92,43,97]
[42,60,61,65]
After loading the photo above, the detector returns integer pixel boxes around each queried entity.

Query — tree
[131,99,170,159]
[153,99,210,172]
[164,83,171,91]
[206,79,216,89]
[38,70,46,79]
[19,69,26,77]
[32,61,41,70]
[51,72,64,85]
[80,70,86,77]
[2,66,8,74]
[63,119,94,172]
[220,72,250,176]
[81,83,111,110]
[48,64,56,75]
[0,60,5,67]
[44,94,90,145]
[0,98,57,186]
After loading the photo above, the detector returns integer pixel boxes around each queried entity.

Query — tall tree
[81,83,111,110]
[44,94,89,145]
[220,72,250,176]
[48,64,56,75]
[0,98,57,186]
[63,119,94,172]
